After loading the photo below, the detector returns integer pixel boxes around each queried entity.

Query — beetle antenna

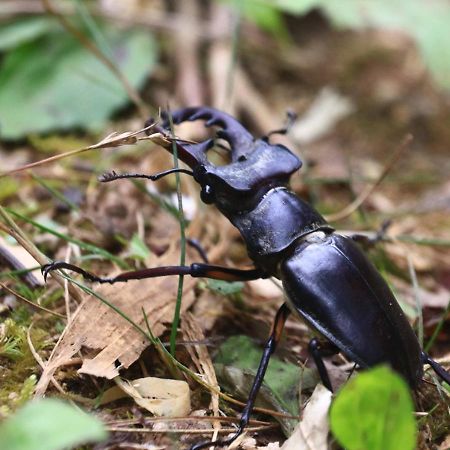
[262,109,297,141]
[99,168,194,183]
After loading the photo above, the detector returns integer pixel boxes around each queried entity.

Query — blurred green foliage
[234,0,450,90]
[0,18,156,139]
[330,365,417,450]
[0,398,107,450]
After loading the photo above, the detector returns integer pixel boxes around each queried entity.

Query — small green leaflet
[330,365,417,450]
[206,279,244,296]
[0,398,107,450]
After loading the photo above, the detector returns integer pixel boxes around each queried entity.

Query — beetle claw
[41,263,54,282]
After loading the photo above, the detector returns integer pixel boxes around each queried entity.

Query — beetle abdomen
[280,233,423,387]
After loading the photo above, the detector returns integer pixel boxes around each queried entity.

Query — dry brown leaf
[35,248,196,396]
[192,289,225,332]
[281,384,332,450]
[104,376,191,417]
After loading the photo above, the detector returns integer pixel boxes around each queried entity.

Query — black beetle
[42,107,450,449]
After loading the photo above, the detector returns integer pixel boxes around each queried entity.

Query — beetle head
[157,107,302,212]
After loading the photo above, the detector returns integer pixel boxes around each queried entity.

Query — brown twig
[173,0,205,105]
[106,424,278,435]
[324,134,413,222]
[0,282,65,318]
[208,3,237,112]
[0,1,223,39]
[0,124,157,178]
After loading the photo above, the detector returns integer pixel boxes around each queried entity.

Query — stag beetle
[42,107,450,450]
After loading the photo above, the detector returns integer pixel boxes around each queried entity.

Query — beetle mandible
[42,107,450,450]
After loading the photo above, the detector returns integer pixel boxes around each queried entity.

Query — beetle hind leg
[308,338,339,392]
[421,352,450,385]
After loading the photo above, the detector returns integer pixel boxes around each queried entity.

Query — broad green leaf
[330,366,417,450]
[0,27,157,139]
[273,0,450,90]
[0,18,55,51]
[0,398,107,450]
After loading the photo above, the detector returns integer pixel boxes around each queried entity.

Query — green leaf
[229,0,288,37]
[0,398,107,450]
[0,18,55,51]
[206,279,244,296]
[274,0,450,90]
[0,178,19,201]
[330,365,417,450]
[129,233,151,261]
[0,27,157,139]
[215,335,316,435]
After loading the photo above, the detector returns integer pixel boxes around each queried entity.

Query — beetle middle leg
[308,338,339,392]
[191,303,291,450]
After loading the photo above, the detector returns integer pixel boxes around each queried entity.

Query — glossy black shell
[280,233,423,387]
[159,106,425,387]
[225,187,333,269]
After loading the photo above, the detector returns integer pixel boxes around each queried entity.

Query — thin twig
[106,424,277,434]
[105,415,271,426]
[27,323,66,395]
[0,124,157,178]
[325,134,413,222]
[0,282,65,318]
[41,0,149,119]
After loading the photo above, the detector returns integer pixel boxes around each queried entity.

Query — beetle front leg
[41,261,266,284]
[191,303,291,450]
[308,338,339,392]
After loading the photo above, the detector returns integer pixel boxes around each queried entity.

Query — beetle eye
[200,184,215,204]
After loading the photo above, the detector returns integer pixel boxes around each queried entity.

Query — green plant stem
[31,172,79,211]
[166,112,187,356]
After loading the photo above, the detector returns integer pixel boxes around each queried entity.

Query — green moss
[0,319,49,417]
